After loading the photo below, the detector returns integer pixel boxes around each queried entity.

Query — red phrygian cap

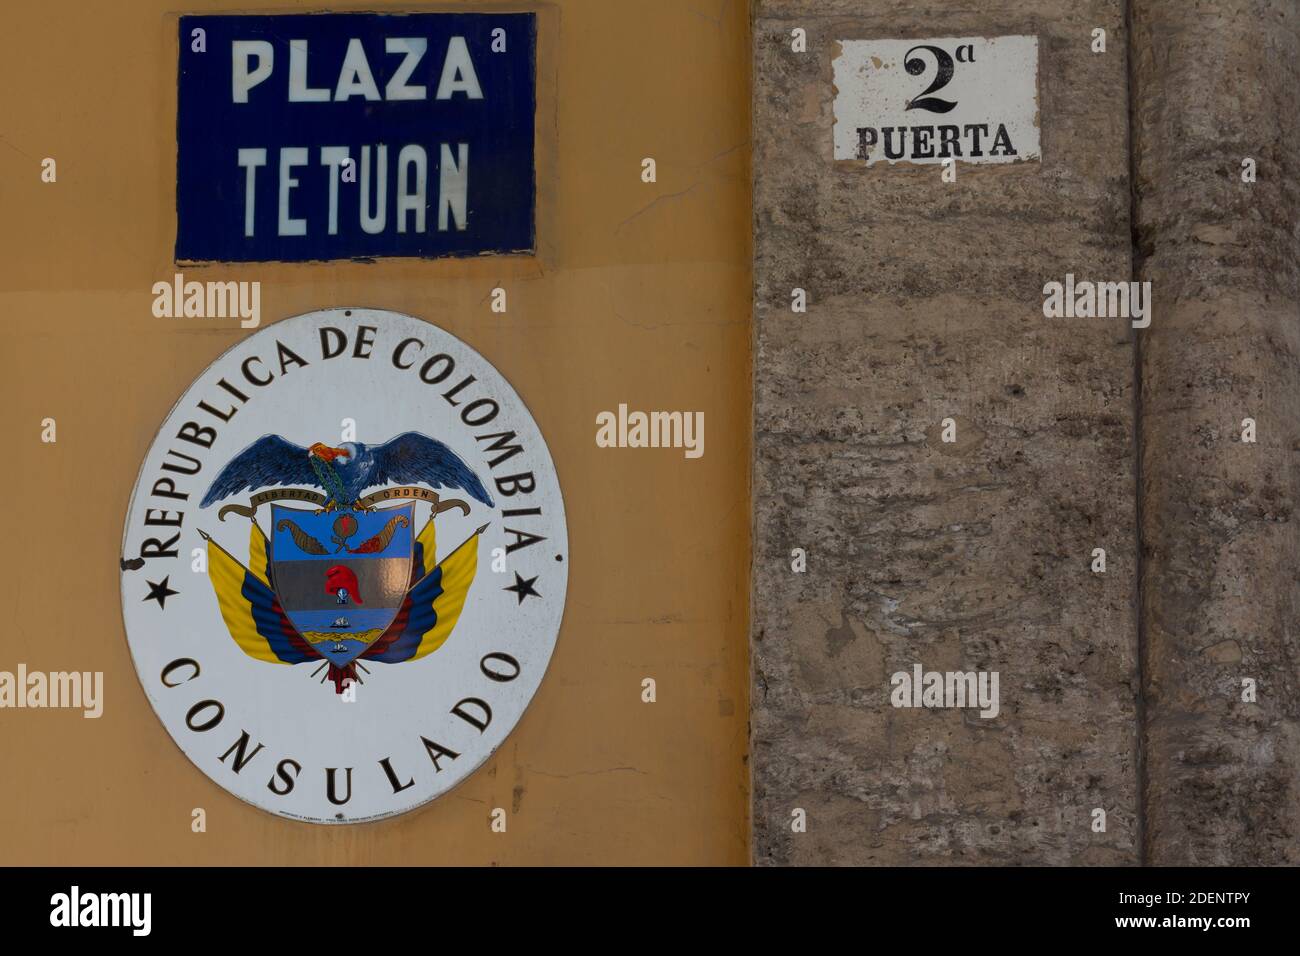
[325,565,364,605]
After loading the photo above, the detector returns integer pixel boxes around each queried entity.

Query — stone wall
[1132,0,1300,866]
[752,0,1139,864]
[752,0,1300,867]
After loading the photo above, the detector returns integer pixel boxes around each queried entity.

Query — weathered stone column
[752,1,1139,864]
[1131,0,1300,865]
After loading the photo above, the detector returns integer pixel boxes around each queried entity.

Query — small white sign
[833,35,1040,165]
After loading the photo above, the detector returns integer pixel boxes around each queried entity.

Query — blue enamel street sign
[176,13,536,263]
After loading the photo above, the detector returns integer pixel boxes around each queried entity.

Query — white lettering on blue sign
[177,13,535,262]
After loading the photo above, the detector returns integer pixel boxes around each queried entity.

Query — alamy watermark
[1042,273,1151,329]
[50,886,150,936]
[0,665,102,718]
[890,663,999,719]
[595,404,704,459]
[152,272,260,328]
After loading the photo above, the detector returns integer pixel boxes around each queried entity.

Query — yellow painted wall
[0,0,750,864]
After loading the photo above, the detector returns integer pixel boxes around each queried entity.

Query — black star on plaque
[504,572,540,605]
[144,577,179,609]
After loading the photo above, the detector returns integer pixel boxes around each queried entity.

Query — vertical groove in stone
[1123,0,1151,868]
[1132,0,1300,865]
[751,1,1138,865]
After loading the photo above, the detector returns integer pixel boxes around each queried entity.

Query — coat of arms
[199,432,492,694]
[120,308,567,823]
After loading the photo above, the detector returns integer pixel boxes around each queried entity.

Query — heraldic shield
[269,503,415,667]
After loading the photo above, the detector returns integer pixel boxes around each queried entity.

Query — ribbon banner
[217,486,471,522]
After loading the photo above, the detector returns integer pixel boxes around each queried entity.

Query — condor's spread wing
[366,432,495,507]
[200,434,320,508]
